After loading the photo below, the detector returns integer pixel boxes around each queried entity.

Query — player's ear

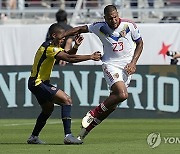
[52,33,56,39]
[104,15,108,21]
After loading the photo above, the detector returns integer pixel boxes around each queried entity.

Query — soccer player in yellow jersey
[27,23,101,144]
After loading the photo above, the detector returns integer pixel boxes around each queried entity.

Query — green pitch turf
[0,119,180,154]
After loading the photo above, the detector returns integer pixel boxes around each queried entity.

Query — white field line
[1,121,75,127]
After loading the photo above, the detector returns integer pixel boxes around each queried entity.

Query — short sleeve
[130,23,141,42]
[88,22,105,36]
[46,46,64,58]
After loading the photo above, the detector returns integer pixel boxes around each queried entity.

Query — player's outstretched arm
[55,51,101,63]
[57,25,89,40]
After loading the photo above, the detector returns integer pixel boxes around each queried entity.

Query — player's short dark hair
[104,5,117,15]
[56,9,67,23]
[48,23,64,38]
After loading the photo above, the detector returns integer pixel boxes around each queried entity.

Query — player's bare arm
[64,38,73,51]
[124,39,143,75]
[66,35,84,55]
[55,51,101,63]
[58,25,89,40]
[58,38,73,66]
[173,53,180,59]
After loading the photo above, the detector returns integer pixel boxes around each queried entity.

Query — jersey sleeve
[46,46,64,58]
[88,22,104,36]
[130,23,141,42]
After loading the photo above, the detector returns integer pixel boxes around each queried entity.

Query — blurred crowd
[0,0,179,10]
[0,0,180,23]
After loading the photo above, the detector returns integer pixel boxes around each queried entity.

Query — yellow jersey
[30,40,64,86]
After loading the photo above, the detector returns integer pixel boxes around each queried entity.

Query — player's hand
[173,53,180,59]
[59,60,67,66]
[124,62,136,75]
[91,51,102,61]
[74,34,84,46]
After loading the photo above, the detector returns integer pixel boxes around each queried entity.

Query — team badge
[120,30,126,37]
[119,25,130,38]
[53,47,58,52]
[113,73,119,79]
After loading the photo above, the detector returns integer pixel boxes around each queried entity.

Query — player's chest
[106,27,131,43]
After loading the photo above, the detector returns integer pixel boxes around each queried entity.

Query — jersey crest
[99,24,130,42]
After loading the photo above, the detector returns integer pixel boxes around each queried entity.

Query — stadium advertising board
[0,65,180,118]
[1,24,180,65]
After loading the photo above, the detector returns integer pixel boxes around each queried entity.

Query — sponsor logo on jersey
[51,87,57,91]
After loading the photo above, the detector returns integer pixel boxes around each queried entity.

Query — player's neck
[52,40,60,47]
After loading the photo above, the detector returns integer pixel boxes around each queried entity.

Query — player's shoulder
[92,21,106,26]
[42,40,52,48]
[120,18,137,29]
[41,40,63,52]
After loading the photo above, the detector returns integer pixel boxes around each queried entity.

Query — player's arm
[66,35,84,55]
[131,38,143,64]
[173,53,180,59]
[57,25,89,40]
[55,51,101,63]
[64,38,73,51]
[124,38,143,75]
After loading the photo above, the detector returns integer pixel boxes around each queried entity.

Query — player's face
[59,29,65,45]
[54,29,65,46]
[104,10,120,29]
[59,37,65,45]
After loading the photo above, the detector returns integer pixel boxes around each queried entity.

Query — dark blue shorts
[28,77,59,104]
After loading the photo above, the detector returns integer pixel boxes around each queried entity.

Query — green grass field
[0,119,180,154]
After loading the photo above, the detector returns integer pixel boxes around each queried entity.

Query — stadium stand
[0,0,180,24]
